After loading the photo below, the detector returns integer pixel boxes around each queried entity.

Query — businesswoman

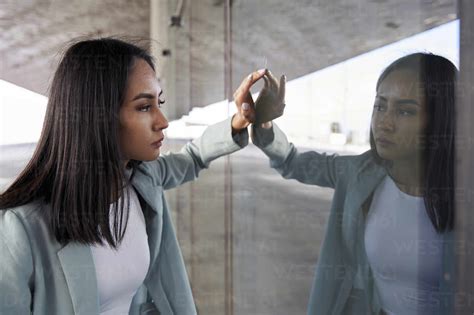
[0,37,265,315]
[248,53,457,315]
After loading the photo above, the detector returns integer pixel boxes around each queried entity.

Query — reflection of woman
[0,38,265,315]
[248,54,457,314]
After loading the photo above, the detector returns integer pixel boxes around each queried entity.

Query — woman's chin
[135,152,161,162]
[376,147,395,160]
[150,150,161,159]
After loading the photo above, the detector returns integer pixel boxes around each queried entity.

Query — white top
[364,175,443,315]
[90,182,150,315]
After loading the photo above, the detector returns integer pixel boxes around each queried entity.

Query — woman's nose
[153,109,169,131]
[377,112,395,132]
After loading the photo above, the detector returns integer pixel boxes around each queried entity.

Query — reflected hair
[369,53,457,233]
[0,37,156,248]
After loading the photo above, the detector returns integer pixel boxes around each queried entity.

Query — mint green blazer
[0,117,247,315]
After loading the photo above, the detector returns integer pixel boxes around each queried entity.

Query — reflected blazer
[0,117,247,315]
[251,123,455,315]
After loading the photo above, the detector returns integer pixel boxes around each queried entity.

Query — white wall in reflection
[0,79,47,146]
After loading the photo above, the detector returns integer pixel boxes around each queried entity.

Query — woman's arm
[0,211,34,314]
[141,69,266,190]
[247,70,341,188]
[252,122,341,189]
[143,116,248,190]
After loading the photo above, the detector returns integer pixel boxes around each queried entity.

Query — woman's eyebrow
[376,95,419,106]
[396,99,420,106]
[132,93,155,101]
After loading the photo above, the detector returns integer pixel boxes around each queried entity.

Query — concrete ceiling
[0,0,150,96]
[0,0,456,120]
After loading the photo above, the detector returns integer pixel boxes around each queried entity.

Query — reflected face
[119,58,169,162]
[371,69,427,162]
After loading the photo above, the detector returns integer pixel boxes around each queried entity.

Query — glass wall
[158,0,462,314]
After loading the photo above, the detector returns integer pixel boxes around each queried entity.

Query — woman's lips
[376,138,395,146]
[151,139,163,148]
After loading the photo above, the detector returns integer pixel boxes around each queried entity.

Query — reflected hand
[254,70,286,127]
[232,69,267,133]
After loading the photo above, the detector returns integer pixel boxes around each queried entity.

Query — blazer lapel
[131,170,163,276]
[57,243,99,315]
[342,162,386,255]
[131,169,162,216]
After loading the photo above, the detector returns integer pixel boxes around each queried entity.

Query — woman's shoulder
[1,199,47,236]
[1,199,65,257]
[0,200,52,280]
[334,149,378,170]
[1,198,43,217]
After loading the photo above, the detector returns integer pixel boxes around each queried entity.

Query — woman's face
[119,58,169,162]
[371,69,427,162]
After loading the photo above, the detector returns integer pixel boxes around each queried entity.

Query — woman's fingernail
[242,103,250,110]
[258,69,266,75]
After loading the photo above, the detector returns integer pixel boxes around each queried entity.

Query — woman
[0,38,265,315]
[247,53,457,314]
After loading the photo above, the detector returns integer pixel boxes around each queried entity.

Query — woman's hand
[231,69,267,134]
[254,70,286,128]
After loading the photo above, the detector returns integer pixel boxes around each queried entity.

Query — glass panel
[154,1,231,314]
[229,1,458,315]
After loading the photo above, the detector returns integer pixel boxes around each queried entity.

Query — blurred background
[1,1,471,314]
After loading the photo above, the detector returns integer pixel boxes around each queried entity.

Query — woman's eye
[139,105,152,112]
[374,104,385,112]
[138,100,165,111]
[399,109,415,116]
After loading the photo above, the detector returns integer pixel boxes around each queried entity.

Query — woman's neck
[387,158,426,197]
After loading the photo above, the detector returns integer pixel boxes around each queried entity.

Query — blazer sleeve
[0,210,34,314]
[142,116,248,191]
[251,123,343,189]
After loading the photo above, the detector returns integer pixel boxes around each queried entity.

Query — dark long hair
[0,37,156,248]
[369,53,457,233]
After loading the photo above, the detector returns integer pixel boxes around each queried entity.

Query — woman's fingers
[232,69,288,130]
[279,75,286,102]
[232,70,266,130]
[241,100,255,122]
[266,70,279,92]
[234,69,266,104]
[263,75,270,90]
[253,70,286,124]
[240,69,266,95]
